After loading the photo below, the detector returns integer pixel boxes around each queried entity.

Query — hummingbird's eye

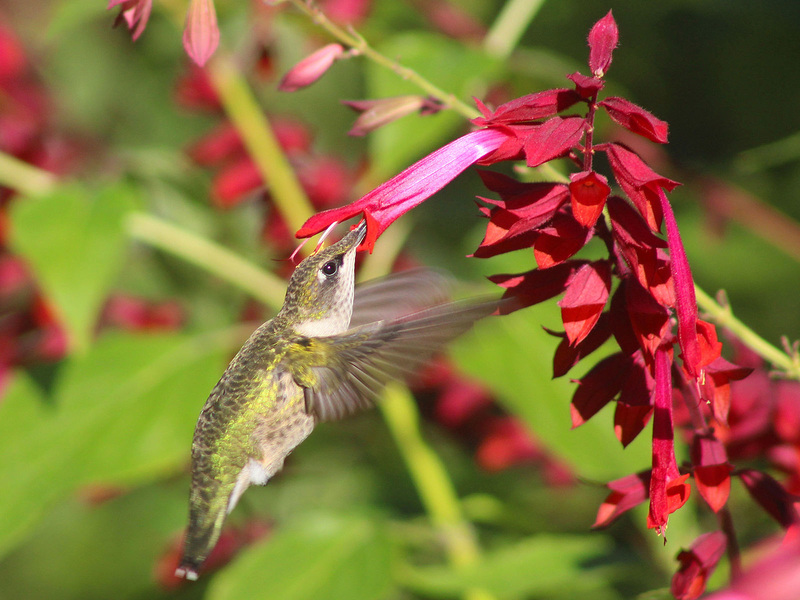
[321,260,338,277]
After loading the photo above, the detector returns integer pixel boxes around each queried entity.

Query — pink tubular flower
[108,0,153,41]
[297,128,512,250]
[183,0,220,67]
[658,188,702,379]
[278,44,345,92]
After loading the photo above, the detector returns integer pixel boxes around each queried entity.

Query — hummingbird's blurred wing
[300,298,501,422]
[350,269,453,328]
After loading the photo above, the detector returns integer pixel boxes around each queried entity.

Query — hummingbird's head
[282,221,367,337]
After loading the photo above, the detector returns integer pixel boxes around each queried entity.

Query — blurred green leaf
[0,331,229,560]
[0,482,189,600]
[368,32,499,177]
[405,534,619,599]
[451,306,649,481]
[208,513,395,600]
[9,184,136,353]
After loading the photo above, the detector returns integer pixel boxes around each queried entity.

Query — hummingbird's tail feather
[174,485,230,580]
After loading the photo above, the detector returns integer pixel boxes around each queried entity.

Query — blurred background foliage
[0,0,797,598]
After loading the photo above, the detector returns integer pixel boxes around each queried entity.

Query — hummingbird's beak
[353,219,367,246]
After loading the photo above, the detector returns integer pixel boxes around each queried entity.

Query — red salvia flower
[671,532,728,600]
[648,346,691,534]
[569,170,611,228]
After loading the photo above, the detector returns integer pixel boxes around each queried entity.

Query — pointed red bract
[692,433,733,513]
[701,356,752,423]
[569,170,610,227]
[297,128,511,249]
[472,176,569,258]
[183,0,220,67]
[625,279,670,361]
[602,142,679,231]
[278,44,345,92]
[533,212,592,268]
[599,96,669,144]
[671,532,727,600]
[738,469,800,528]
[593,471,650,528]
[587,11,618,78]
[558,260,611,345]
[523,116,586,167]
[608,195,675,306]
[567,72,604,98]
[615,401,653,448]
[490,261,586,313]
[550,312,612,377]
[570,352,630,428]
[472,89,582,126]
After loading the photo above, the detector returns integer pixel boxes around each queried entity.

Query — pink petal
[183,0,220,67]
[278,44,345,92]
[587,10,619,77]
[297,128,511,249]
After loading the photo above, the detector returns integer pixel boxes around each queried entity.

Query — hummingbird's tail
[174,491,228,580]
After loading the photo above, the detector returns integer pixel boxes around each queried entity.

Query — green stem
[380,384,495,600]
[287,0,480,120]
[695,285,800,379]
[0,152,57,196]
[126,213,286,311]
[483,0,547,60]
[207,54,316,237]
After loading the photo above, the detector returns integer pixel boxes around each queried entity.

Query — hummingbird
[175,220,499,580]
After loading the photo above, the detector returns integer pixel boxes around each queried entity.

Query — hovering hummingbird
[175,220,500,579]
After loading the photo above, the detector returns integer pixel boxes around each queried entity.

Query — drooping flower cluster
[293,12,799,598]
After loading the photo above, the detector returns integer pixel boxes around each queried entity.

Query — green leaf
[0,482,189,600]
[451,305,649,481]
[405,534,619,599]
[368,32,499,177]
[208,513,395,600]
[0,330,229,559]
[9,184,136,353]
